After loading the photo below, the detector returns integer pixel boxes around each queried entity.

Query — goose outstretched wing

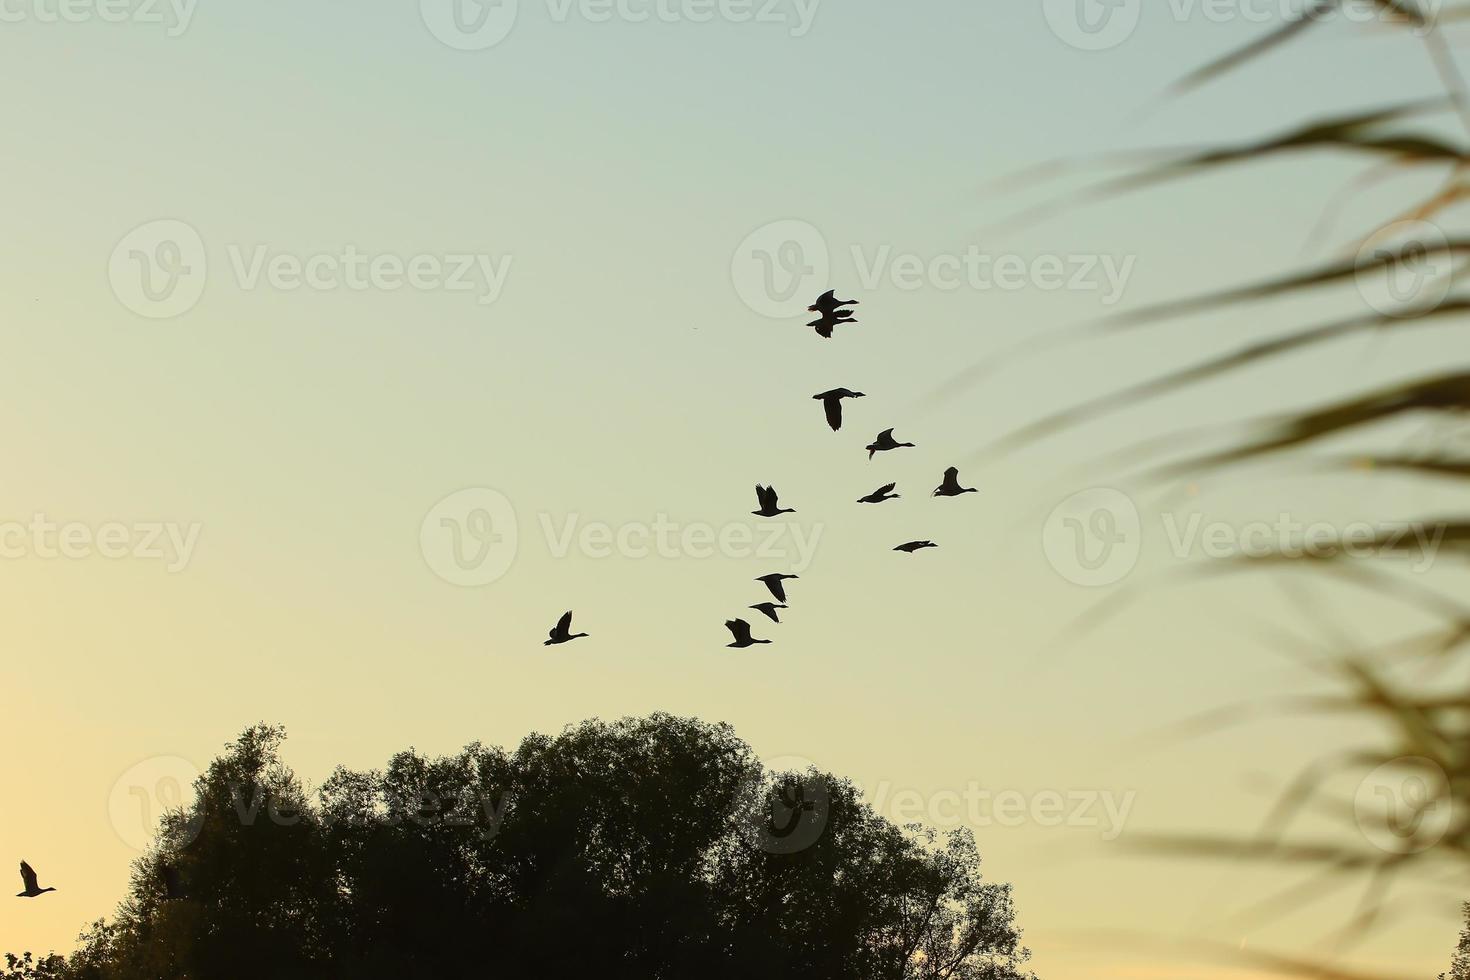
[823,397,842,431]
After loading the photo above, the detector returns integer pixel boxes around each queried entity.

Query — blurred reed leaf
[1144,372,1470,477]
[987,98,1460,234]
[973,302,1470,464]
[1169,0,1431,97]
[974,3,1470,973]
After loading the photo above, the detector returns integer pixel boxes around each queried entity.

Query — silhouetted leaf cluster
[23,717,1036,980]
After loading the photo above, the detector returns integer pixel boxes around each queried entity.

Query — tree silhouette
[26,715,1036,980]
[3,953,67,980]
[1442,903,1470,980]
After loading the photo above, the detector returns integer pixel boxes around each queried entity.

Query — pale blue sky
[0,3,1465,978]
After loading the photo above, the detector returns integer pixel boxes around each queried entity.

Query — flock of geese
[13,291,975,908]
[548,290,977,652]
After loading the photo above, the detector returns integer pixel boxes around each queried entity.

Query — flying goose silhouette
[857,483,900,504]
[808,311,858,339]
[866,428,915,460]
[725,618,771,648]
[808,289,858,316]
[749,601,786,623]
[756,573,798,602]
[894,540,938,554]
[544,611,588,646]
[752,485,795,517]
[933,467,978,497]
[16,861,54,898]
[813,388,865,432]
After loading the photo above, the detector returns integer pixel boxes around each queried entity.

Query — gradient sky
[1,2,1466,977]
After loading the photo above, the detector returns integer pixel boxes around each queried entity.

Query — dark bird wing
[555,611,573,635]
[759,576,788,602]
[750,603,782,623]
[823,397,842,431]
[878,428,894,442]
[755,485,771,510]
[943,467,959,482]
[815,289,835,308]
[20,862,37,892]
[725,619,752,644]
[812,320,834,339]
[878,483,896,496]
